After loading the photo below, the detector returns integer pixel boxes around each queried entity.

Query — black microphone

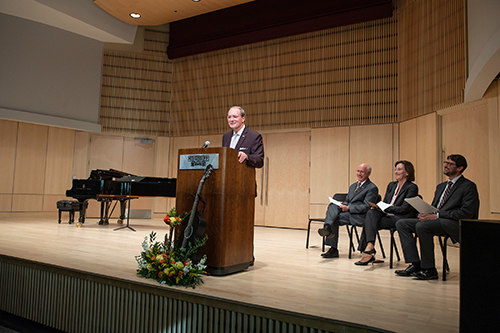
[202,141,210,148]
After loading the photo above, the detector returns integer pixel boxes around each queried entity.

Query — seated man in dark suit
[317,163,379,258]
[395,154,479,280]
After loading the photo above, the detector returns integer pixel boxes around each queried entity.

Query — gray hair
[230,106,245,117]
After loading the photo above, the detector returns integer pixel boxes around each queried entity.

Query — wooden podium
[175,147,256,276]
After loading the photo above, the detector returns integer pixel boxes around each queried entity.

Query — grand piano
[66,169,176,224]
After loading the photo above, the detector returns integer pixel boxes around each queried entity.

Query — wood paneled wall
[397,0,466,120]
[96,0,466,140]
[400,113,438,204]
[310,124,397,220]
[99,28,172,137]
[170,17,399,136]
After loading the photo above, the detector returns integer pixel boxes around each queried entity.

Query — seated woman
[355,160,419,265]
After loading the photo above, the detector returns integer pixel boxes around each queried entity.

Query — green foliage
[135,231,208,288]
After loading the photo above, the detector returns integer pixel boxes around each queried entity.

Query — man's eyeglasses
[443,161,456,166]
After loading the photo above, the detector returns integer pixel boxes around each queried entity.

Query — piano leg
[77,200,89,224]
[118,199,127,224]
[98,200,112,225]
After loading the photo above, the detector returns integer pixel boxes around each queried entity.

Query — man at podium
[222,106,264,169]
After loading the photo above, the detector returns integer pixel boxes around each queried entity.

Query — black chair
[306,193,386,259]
[373,227,401,268]
[306,193,347,251]
[438,235,451,281]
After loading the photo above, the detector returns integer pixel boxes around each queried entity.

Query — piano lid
[89,169,136,180]
[115,175,146,182]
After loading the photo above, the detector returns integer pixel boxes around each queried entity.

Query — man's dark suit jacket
[382,181,419,218]
[222,126,264,168]
[431,176,479,241]
[342,179,379,226]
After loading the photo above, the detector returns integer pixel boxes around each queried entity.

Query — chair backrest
[333,193,347,201]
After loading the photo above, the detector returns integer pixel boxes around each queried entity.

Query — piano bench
[57,200,79,224]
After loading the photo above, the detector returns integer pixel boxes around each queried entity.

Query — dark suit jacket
[431,175,479,241]
[382,181,419,218]
[343,179,379,226]
[222,126,264,168]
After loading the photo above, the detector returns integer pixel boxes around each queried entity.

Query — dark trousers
[324,203,351,248]
[358,209,399,252]
[396,217,458,269]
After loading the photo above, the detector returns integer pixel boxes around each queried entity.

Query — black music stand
[113,175,144,231]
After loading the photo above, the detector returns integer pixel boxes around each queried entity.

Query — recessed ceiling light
[193,0,201,2]
[129,12,141,19]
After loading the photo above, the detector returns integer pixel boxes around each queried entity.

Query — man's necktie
[354,182,360,192]
[230,133,239,149]
[438,181,453,209]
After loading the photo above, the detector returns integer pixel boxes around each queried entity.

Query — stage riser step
[0,258,388,333]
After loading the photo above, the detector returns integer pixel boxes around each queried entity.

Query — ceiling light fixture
[129,12,141,19]
[192,0,201,2]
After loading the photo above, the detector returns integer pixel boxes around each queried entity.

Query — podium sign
[179,153,219,170]
[176,147,255,276]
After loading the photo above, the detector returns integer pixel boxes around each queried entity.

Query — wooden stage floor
[0,213,459,333]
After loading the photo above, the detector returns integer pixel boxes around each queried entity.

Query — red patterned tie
[438,181,453,209]
[354,182,360,192]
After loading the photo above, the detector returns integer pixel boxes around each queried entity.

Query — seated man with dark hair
[395,154,479,280]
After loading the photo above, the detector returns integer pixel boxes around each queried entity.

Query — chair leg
[346,225,353,259]
[306,219,312,249]
[390,231,395,269]
[377,231,386,259]
[348,225,360,259]
[439,236,451,281]
[389,229,401,268]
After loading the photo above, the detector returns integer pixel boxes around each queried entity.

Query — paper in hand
[328,197,342,206]
[404,196,437,214]
[368,201,391,212]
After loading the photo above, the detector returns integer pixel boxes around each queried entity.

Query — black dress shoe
[395,264,421,276]
[318,225,333,237]
[321,247,339,258]
[413,268,438,280]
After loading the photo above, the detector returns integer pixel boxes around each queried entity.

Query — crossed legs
[318,203,351,257]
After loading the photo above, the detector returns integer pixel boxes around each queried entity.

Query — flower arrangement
[135,208,208,288]
[163,207,185,244]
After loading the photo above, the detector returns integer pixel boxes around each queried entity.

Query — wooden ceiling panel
[93,0,254,26]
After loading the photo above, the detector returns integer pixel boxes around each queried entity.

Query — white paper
[404,196,437,214]
[328,197,342,206]
[377,201,391,212]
